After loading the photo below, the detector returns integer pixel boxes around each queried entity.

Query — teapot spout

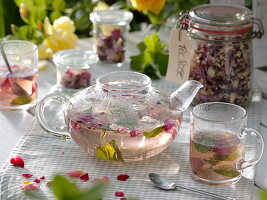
[170,80,203,112]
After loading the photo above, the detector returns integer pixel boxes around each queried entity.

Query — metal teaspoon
[149,173,235,200]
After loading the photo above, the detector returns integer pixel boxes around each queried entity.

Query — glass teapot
[36,71,202,162]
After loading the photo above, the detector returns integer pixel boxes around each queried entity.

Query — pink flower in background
[10,155,25,168]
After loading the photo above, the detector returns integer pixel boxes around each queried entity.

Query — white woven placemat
[0,116,257,200]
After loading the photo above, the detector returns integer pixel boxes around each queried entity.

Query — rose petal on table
[117,174,129,181]
[91,176,110,183]
[20,182,40,191]
[22,174,33,178]
[80,173,89,182]
[115,191,124,197]
[40,176,45,180]
[67,170,85,178]
[10,155,24,168]
[33,179,40,183]
[46,181,53,187]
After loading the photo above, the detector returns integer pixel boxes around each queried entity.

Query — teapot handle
[35,93,71,139]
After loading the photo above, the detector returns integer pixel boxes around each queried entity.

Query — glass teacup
[0,40,38,110]
[189,102,264,185]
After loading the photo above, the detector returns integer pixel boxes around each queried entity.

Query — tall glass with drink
[0,40,38,110]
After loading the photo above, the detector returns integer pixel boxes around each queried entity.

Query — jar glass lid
[189,4,252,25]
[53,50,99,69]
[90,10,133,25]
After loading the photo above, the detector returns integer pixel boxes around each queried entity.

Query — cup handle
[35,93,70,139]
[238,127,265,170]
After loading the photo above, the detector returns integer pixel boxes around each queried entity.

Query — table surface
[0,34,267,200]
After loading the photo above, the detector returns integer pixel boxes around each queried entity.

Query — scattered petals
[20,182,40,191]
[91,176,110,183]
[117,174,129,181]
[46,181,53,187]
[10,155,24,168]
[115,191,124,197]
[33,179,40,183]
[23,181,31,184]
[22,174,33,178]
[67,170,85,178]
[80,173,89,182]
[40,176,45,180]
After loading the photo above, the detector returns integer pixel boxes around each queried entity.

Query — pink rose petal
[10,155,24,168]
[80,173,89,182]
[40,176,45,180]
[46,181,53,187]
[117,174,129,181]
[20,182,40,191]
[67,170,85,178]
[91,176,110,183]
[115,191,124,197]
[33,179,40,183]
[22,174,33,178]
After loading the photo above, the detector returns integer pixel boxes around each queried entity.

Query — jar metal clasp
[252,18,264,39]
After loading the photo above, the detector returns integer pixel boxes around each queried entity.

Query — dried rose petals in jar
[53,50,98,90]
[179,4,264,106]
[90,10,133,66]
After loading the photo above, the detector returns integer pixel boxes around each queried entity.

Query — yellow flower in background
[94,1,109,11]
[46,29,78,52]
[38,16,78,59]
[130,0,166,14]
[53,16,75,34]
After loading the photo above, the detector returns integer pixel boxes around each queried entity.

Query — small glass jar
[90,10,133,67]
[179,4,264,106]
[52,50,98,94]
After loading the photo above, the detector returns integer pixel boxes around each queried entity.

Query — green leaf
[213,154,229,161]
[203,157,219,168]
[0,0,5,37]
[50,11,62,22]
[144,127,163,138]
[259,189,267,200]
[154,52,169,76]
[52,175,83,200]
[80,183,108,200]
[137,42,146,52]
[11,95,34,105]
[214,165,240,178]
[130,53,153,71]
[52,0,66,12]
[130,32,168,80]
[193,138,214,153]
[96,140,123,161]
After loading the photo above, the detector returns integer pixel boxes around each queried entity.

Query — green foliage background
[0,0,253,39]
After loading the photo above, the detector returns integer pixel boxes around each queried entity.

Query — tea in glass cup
[190,102,264,185]
[0,40,38,110]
